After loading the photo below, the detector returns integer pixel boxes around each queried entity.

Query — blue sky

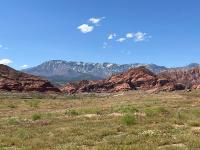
[0,0,200,69]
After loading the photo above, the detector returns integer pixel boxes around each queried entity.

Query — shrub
[32,113,42,121]
[122,114,136,125]
[7,117,19,125]
[7,103,16,108]
[65,109,79,116]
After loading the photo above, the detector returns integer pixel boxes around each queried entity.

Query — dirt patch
[158,143,188,150]
[108,112,123,117]
[83,114,99,118]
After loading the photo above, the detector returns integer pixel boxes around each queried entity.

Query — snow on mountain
[23,60,168,84]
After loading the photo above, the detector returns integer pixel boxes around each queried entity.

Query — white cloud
[108,33,116,40]
[77,17,105,33]
[77,24,94,33]
[89,17,105,24]
[108,31,151,43]
[134,32,150,42]
[0,59,12,65]
[126,33,133,39]
[0,45,3,48]
[20,64,29,68]
[116,38,126,42]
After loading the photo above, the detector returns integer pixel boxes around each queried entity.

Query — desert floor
[0,91,200,150]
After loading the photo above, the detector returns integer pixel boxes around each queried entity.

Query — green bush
[7,117,19,125]
[122,114,136,125]
[32,113,42,121]
[65,109,79,116]
[7,103,16,108]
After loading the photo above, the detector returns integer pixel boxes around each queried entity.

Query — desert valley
[1,0,200,149]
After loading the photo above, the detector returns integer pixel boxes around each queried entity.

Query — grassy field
[0,91,200,150]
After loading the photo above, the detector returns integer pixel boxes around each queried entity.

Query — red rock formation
[62,66,183,94]
[160,67,200,89]
[0,64,60,92]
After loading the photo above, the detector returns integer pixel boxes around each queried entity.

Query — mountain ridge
[22,60,168,84]
[22,60,200,84]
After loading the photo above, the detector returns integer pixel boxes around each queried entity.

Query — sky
[0,0,200,69]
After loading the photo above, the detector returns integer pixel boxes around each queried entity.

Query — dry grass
[0,91,200,149]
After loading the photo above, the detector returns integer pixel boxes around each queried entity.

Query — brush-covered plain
[0,91,200,150]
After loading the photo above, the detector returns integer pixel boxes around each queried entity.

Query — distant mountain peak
[23,60,200,85]
[186,63,199,68]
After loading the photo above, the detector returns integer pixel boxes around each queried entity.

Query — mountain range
[23,60,200,85]
[1,63,200,93]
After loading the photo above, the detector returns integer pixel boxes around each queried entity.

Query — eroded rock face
[0,64,60,92]
[62,66,181,94]
[160,67,200,89]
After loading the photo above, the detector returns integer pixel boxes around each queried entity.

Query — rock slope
[61,67,185,94]
[160,67,200,89]
[0,64,60,92]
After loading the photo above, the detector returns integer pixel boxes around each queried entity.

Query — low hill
[0,64,60,92]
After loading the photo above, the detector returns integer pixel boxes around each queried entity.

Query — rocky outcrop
[0,64,60,92]
[160,67,200,89]
[62,67,184,94]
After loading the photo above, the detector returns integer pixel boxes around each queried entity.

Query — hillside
[160,67,200,89]
[61,66,184,94]
[0,64,60,92]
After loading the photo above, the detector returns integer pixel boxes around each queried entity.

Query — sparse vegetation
[122,114,136,125]
[32,113,42,121]
[7,103,17,108]
[0,91,200,149]
[65,109,79,116]
[119,104,139,113]
[27,100,40,108]
[7,117,19,125]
